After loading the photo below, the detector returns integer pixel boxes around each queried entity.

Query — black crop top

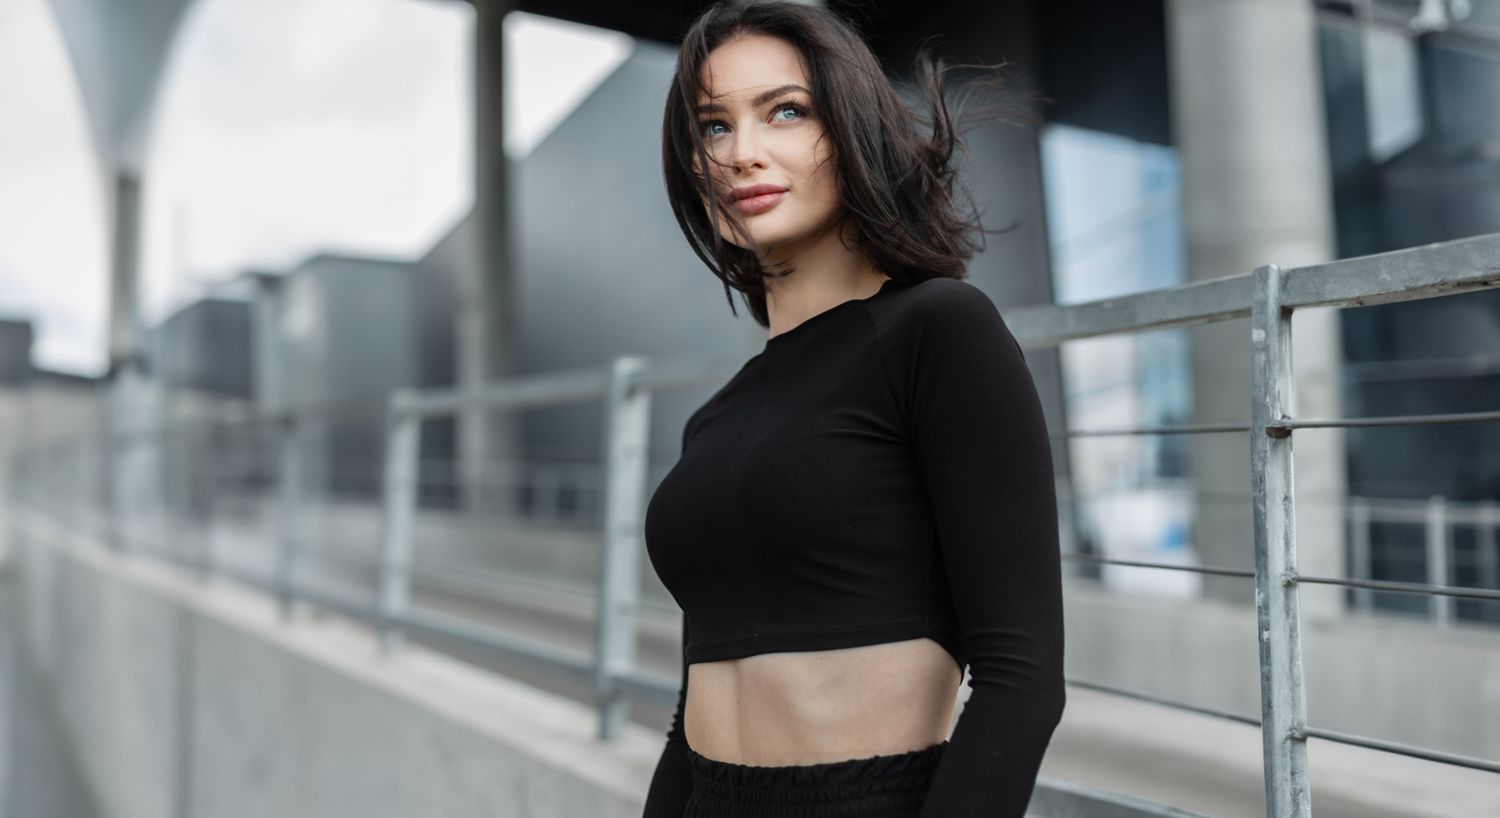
[640,276,1066,818]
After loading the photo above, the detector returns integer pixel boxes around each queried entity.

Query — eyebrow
[695,84,810,115]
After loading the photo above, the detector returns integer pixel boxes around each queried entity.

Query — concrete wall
[1,565,103,818]
[9,512,664,818]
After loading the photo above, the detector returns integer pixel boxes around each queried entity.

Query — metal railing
[6,231,1500,818]
[1066,480,1500,624]
[1347,494,1500,622]
[1007,232,1500,816]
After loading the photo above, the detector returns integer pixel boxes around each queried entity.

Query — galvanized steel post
[274,413,304,621]
[1425,495,1452,625]
[1478,500,1499,600]
[1249,263,1311,818]
[102,388,125,554]
[377,392,422,654]
[1348,497,1372,612]
[593,356,652,741]
[198,423,218,577]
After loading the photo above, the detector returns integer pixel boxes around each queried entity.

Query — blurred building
[1317,5,1500,622]
[150,298,252,398]
[0,319,35,386]
[139,253,421,504]
[0,317,104,562]
[267,253,419,498]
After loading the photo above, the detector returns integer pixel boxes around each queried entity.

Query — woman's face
[694,33,842,258]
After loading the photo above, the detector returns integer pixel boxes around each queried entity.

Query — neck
[761,219,886,336]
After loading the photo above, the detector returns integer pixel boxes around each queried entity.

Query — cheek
[801,155,840,216]
[802,139,838,195]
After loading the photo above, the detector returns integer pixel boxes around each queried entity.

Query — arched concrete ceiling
[47,0,196,172]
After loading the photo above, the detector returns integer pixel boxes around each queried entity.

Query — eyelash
[698,102,809,139]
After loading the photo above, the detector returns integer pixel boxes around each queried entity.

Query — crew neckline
[764,277,899,348]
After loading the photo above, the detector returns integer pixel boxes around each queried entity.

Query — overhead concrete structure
[47,0,196,375]
[46,0,192,171]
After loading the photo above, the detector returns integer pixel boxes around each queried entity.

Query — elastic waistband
[684,740,947,818]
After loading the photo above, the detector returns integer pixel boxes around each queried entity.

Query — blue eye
[697,102,810,140]
[771,102,807,122]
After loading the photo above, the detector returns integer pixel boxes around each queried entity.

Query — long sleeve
[900,281,1067,818]
[642,617,692,816]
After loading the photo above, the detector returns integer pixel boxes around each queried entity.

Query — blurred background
[0,0,1498,816]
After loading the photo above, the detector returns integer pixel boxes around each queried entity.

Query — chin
[729,223,813,255]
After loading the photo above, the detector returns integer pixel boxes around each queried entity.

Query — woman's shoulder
[873,275,1011,343]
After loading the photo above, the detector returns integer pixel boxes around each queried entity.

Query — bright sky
[0,0,632,376]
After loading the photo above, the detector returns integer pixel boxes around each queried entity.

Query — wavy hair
[661,0,1036,328]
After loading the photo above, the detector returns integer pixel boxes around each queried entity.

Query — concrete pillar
[461,0,522,515]
[1166,0,1345,617]
[107,170,144,377]
[102,167,147,553]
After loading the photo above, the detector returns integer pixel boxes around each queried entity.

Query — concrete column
[1166,0,1345,617]
[107,170,144,377]
[102,168,147,553]
[460,0,522,515]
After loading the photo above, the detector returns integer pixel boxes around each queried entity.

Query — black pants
[681,740,948,818]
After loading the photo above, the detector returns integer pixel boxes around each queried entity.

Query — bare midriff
[683,636,963,766]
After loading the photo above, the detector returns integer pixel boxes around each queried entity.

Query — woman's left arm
[641,617,693,817]
[900,280,1067,818]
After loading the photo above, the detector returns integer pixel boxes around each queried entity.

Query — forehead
[697,33,809,103]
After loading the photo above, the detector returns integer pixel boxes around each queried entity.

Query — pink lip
[733,190,786,215]
[731,183,787,200]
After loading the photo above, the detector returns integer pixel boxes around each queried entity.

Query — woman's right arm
[642,617,692,816]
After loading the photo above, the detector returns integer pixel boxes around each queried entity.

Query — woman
[642,2,1066,816]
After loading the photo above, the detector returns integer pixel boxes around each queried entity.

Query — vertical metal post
[377,393,421,654]
[274,413,304,621]
[75,439,89,536]
[1349,497,1372,612]
[593,356,652,741]
[115,421,135,554]
[198,417,218,579]
[1425,495,1451,625]
[1477,500,1498,600]
[6,452,24,560]
[121,421,139,554]
[101,386,124,553]
[1249,263,1311,818]
[156,408,172,563]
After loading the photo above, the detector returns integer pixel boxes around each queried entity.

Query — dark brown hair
[661,0,1034,328]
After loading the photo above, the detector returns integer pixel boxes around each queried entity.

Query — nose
[727,124,767,175]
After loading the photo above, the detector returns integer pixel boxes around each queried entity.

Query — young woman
[642,2,1066,816]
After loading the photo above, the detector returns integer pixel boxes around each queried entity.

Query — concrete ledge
[12,512,664,818]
